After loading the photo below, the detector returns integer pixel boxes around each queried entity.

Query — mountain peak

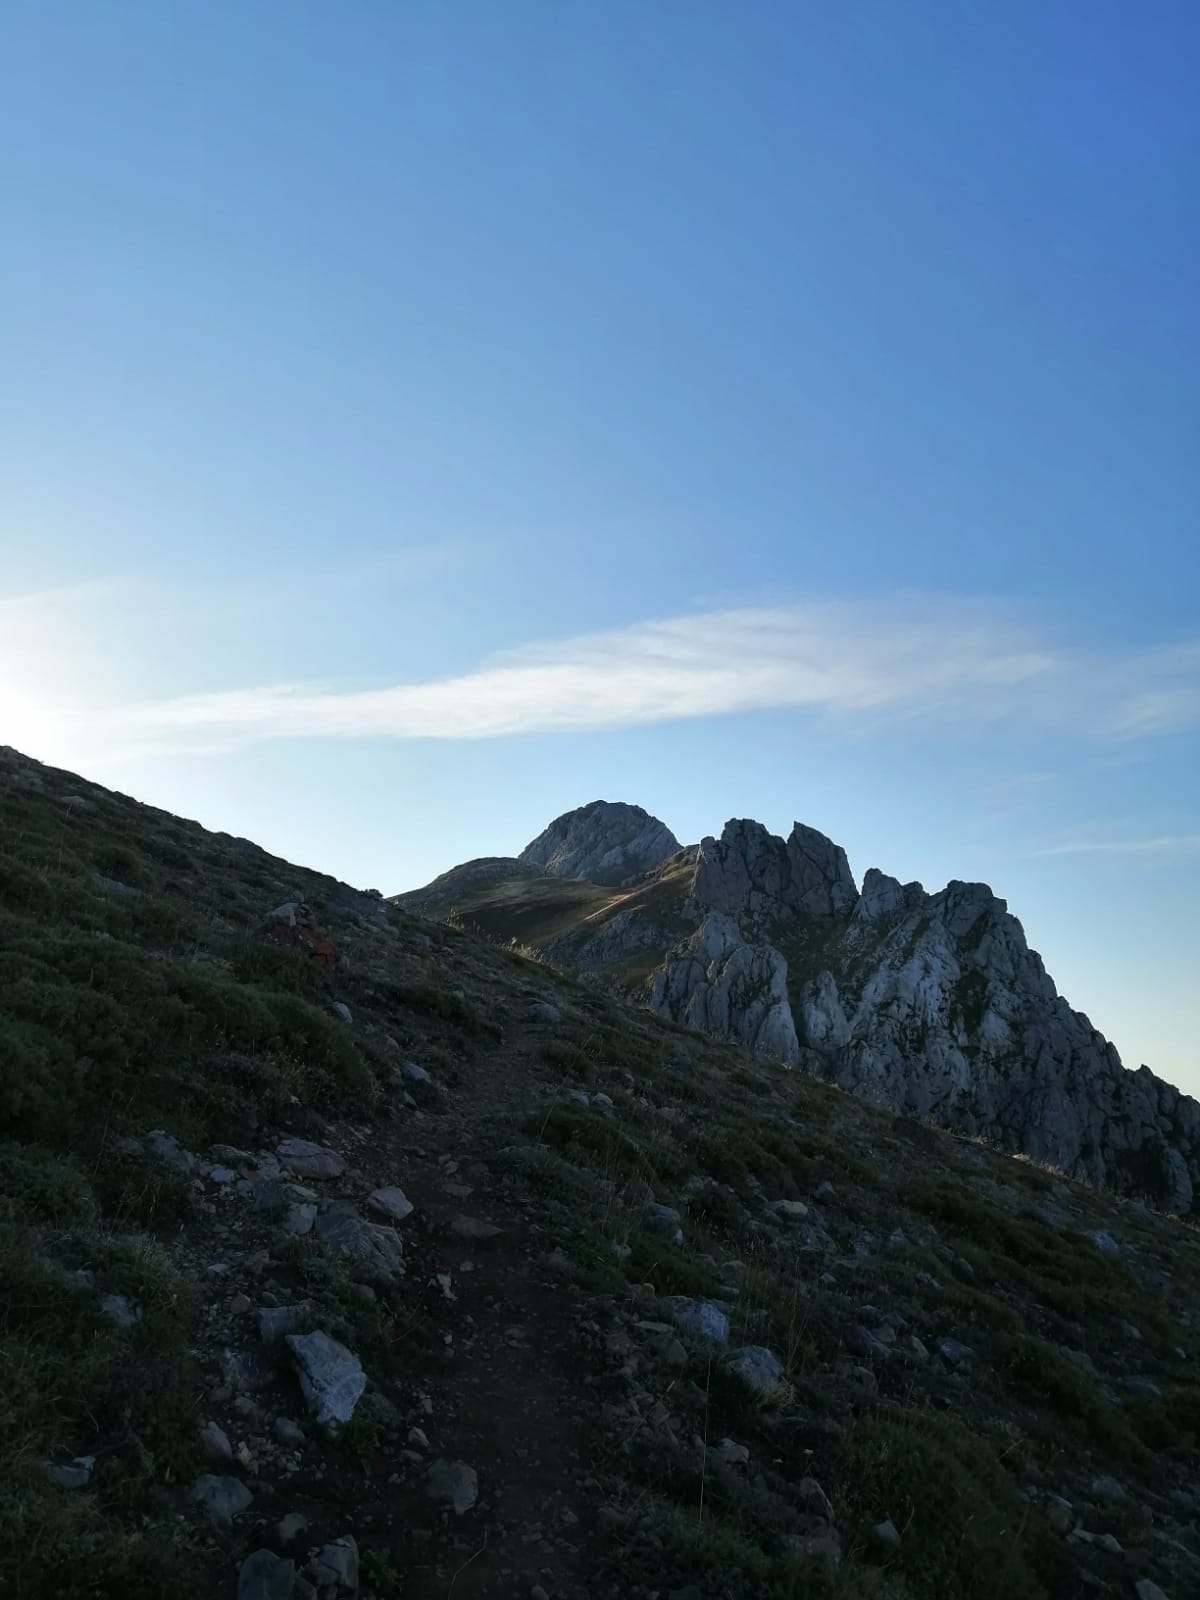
[518,800,680,887]
[691,816,859,923]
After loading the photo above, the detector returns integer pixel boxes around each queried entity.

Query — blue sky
[2,3,1197,1090]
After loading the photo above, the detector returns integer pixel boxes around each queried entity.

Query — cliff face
[646,913,801,1066]
[794,873,1199,1216]
[512,809,1200,1217]
[697,824,1198,1215]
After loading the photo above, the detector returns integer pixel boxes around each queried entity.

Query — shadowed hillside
[2,746,1198,1600]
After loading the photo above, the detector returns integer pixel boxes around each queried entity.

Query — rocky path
[181,1022,608,1599]
[348,1108,603,1598]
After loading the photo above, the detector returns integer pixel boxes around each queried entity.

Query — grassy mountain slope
[392,852,696,983]
[2,746,1198,1600]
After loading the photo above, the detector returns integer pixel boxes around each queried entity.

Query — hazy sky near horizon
[2,3,1198,1090]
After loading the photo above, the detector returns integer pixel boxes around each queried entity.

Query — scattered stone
[220,1347,272,1393]
[813,1181,835,1203]
[845,1324,888,1360]
[1045,1496,1073,1534]
[314,1201,405,1278]
[408,1426,430,1449]
[1060,1347,1098,1377]
[308,1535,358,1591]
[718,1438,750,1466]
[526,1001,562,1024]
[237,1549,296,1600]
[1083,1230,1121,1257]
[1123,1376,1163,1401]
[93,873,137,898]
[872,1519,901,1548]
[43,1456,94,1490]
[273,1417,306,1448]
[668,1297,730,1344]
[259,1304,314,1345]
[275,1138,345,1180]
[191,1473,253,1527]
[727,1344,784,1395]
[145,1128,196,1171]
[229,1293,252,1316]
[99,1293,141,1328]
[256,1179,319,1214]
[935,1337,974,1369]
[284,1202,317,1236]
[368,1186,415,1222]
[55,1266,95,1294]
[450,1214,502,1241]
[773,1198,808,1218]
[798,1477,835,1523]
[427,1458,479,1514]
[400,1060,431,1085]
[252,1178,319,1235]
[276,1511,309,1543]
[330,1002,353,1024]
[1090,1475,1127,1504]
[1135,1582,1171,1600]
[286,1330,366,1429]
[198,1420,233,1461]
[646,1203,683,1244]
[211,1144,252,1165]
[651,1331,688,1367]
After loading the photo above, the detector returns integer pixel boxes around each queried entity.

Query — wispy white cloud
[1031,835,1200,858]
[100,600,1060,746]
[1098,646,1200,739]
[4,587,1198,764]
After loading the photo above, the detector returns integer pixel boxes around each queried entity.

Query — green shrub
[0,1144,95,1224]
[995,1334,1144,1459]
[837,1410,1063,1600]
[1130,1383,1200,1453]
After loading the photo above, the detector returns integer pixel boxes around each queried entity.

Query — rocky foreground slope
[3,750,1199,1600]
[396,803,1200,1219]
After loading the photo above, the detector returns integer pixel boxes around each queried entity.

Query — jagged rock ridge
[406,804,1200,1218]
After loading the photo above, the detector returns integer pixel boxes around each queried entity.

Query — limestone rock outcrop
[691,819,857,925]
[810,877,1200,1215]
[648,914,801,1065]
[520,801,680,887]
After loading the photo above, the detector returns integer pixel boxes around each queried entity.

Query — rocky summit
[4,745,1199,1600]
[518,799,682,887]
[399,804,1200,1219]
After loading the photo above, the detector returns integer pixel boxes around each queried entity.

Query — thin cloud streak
[1031,835,1200,858]
[107,602,1060,744]
[8,596,1199,761]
